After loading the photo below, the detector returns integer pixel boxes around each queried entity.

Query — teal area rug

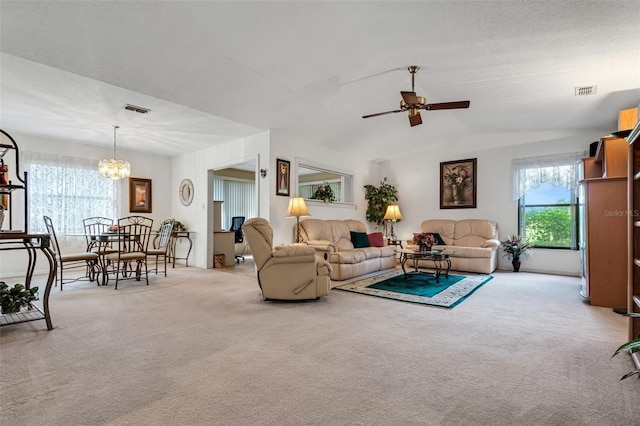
[335,269,492,308]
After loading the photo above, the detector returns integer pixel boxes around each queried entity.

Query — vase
[512,257,521,272]
[452,183,463,204]
[419,244,431,252]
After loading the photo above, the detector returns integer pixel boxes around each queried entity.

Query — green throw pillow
[350,231,371,248]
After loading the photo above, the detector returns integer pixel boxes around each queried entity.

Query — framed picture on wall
[276,159,290,196]
[440,158,477,209]
[129,177,152,213]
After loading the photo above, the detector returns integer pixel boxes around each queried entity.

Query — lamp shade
[383,204,402,221]
[286,197,310,217]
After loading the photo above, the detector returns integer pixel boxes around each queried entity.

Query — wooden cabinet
[581,136,629,308]
[627,121,640,370]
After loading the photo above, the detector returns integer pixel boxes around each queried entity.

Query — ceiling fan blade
[362,110,403,119]
[401,91,419,104]
[425,100,470,110]
[408,112,422,127]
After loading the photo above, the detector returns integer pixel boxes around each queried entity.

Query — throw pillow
[367,231,384,247]
[350,231,371,248]
[430,233,446,245]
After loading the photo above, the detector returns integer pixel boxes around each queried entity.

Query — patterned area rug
[334,269,492,308]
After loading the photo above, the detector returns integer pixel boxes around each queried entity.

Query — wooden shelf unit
[581,136,629,308]
[627,121,640,370]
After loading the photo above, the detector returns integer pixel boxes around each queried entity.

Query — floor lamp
[286,197,310,243]
[383,204,402,241]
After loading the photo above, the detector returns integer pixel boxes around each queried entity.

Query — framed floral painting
[440,158,477,209]
[129,177,152,213]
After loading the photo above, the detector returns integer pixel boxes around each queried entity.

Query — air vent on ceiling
[124,104,151,114]
[575,86,597,96]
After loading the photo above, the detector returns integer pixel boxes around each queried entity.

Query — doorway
[206,156,259,269]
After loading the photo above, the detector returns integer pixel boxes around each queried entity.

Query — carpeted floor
[335,269,492,308]
[1,266,638,425]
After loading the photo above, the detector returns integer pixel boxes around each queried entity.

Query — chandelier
[98,125,131,179]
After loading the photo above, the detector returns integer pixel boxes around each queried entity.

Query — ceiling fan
[362,66,470,127]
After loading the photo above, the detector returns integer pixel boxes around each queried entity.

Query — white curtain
[22,151,120,234]
[512,152,585,201]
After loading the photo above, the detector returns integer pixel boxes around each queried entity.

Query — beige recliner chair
[242,218,332,300]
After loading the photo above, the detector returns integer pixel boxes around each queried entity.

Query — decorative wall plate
[179,179,194,206]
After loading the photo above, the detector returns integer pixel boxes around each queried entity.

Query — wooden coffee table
[396,248,456,283]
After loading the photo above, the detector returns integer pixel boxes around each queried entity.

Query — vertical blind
[213,177,256,229]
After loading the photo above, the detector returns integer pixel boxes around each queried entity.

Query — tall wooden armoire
[581,136,628,309]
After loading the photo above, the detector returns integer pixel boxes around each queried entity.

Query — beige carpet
[1,267,638,425]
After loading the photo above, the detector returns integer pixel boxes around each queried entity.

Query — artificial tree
[364,177,398,229]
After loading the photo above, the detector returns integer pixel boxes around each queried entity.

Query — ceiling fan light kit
[362,65,470,127]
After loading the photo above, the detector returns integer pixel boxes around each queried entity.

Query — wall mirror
[297,162,353,203]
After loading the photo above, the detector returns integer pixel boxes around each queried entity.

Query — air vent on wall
[124,104,151,114]
[575,86,597,96]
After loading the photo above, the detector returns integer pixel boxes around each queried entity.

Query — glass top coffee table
[396,248,457,282]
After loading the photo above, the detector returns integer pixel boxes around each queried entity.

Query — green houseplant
[310,182,336,203]
[1,282,39,315]
[613,312,640,380]
[500,234,532,272]
[364,177,399,228]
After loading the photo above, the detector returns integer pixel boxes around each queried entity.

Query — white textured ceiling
[1,1,639,158]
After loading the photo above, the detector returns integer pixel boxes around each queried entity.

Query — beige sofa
[298,219,397,283]
[409,219,500,274]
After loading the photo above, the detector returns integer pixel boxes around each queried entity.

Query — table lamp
[286,197,310,243]
[383,204,402,241]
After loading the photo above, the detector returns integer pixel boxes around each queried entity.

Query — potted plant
[0,282,39,315]
[364,177,399,228]
[310,182,336,203]
[500,234,532,272]
[160,219,186,232]
[613,313,640,380]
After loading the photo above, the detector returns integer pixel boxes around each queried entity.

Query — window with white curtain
[213,176,256,229]
[23,151,120,234]
[513,152,584,249]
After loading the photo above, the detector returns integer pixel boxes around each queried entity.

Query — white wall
[0,132,171,278]
[383,131,603,276]
[268,129,376,246]
[170,130,270,269]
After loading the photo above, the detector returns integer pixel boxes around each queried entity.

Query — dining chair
[83,216,118,255]
[146,218,174,277]
[43,215,99,290]
[105,216,154,289]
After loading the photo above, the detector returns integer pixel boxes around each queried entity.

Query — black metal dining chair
[146,218,174,277]
[83,216,118,255]
[43,215,99,290]
[105,216,154,289]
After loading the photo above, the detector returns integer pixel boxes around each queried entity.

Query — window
[297,163,353,203]
[513,153,583,249]
[24,152,120,234]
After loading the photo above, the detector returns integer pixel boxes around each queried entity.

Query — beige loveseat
[298,219,397,283]
[410,219,500,274]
